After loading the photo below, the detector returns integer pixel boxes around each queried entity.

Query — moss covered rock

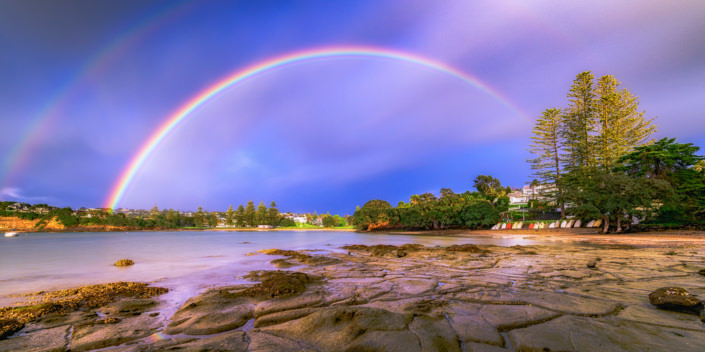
[114,259,134,267]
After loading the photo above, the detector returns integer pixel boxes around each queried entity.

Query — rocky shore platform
[2,235,705,351]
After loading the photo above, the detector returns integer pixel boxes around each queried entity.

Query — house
[7,202,29,212]
[523,184,556,202]
[257,225,272,229]
[508,191,528,205]
[507,184,558,205]
[312,217,323,227]
[284,214,308,224]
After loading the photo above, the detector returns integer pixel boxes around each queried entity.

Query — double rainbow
[0,0,194,191]
[105,46,528,209]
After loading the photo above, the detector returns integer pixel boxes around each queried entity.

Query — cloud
[0,187,52,203]
[0,187,21,199]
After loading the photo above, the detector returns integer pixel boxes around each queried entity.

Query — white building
[292,216,308,224]
[508,184,557,205]
[508,191,528,204]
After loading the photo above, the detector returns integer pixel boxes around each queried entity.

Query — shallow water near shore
[0,230,552,308]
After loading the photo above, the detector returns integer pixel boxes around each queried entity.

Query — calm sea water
[0,230,550,309]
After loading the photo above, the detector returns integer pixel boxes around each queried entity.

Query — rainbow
[105,46,528,209]
[0,0,195,191]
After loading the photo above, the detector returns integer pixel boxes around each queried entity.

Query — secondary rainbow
[105,46,528,209]
[0,0,195,190]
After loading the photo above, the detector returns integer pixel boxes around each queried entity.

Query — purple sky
[1,0,704,215]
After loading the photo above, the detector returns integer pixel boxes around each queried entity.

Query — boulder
[649,287,703,314]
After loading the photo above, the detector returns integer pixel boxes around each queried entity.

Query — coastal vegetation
[351,71,704,233]
[528,71,704,232]
[0,200,351,232]
[353,188,500,231]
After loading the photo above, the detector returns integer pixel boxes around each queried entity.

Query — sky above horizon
[1,0,704,215]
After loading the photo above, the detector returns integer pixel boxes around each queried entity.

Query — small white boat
[4,232,18,237]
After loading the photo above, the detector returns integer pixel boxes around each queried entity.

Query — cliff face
[0,216,65,231]
[0,216,129,232]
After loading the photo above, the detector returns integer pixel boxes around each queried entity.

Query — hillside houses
[2,202,52,214]
[508,184,556,205]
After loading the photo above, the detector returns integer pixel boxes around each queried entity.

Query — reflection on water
[0,230,554,307]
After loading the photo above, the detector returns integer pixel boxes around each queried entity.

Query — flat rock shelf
[2,240,705,351]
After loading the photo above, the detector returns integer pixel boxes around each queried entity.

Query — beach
[2,230,705,351]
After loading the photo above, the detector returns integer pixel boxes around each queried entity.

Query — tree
[268,201,280,225]
[595,75,656,170]
[194,206,205,227]
[473,175,505,200]
[333,214,346,227]
[352,200,392,230]
[617,138,705,224]
[528,107,565,217]
[563,168,673,233]
[617,138,703,180]
[208,211,219,227]
[235,205,246,227]
[166,209,180,227]
[321,215,337,228]
[694,160,705,173]
[245,201,256,227]
[149,205,161,220]
[279,217,296,227]
[458,200,499,229]
[562,71,597,170]
[256,201,267,226]
[225,205,235,227]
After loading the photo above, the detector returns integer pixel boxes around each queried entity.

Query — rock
[698,268,705,276]
[617,305,705,331]
[166,290,254,335]
[587,259,597,268]
[271,259,294,268]
[448,313,502,346]
[392,278,437,296]
[0,325,68,352]
[464,342,512,352]
[408,315,461,351]
[396,249,407,257]
[0,319,23,340]
[100,298,157,317]
[253,291,324,318]
[508,315,705,352]
[445,244,489,253]
[254,307,320,328]
[103,317,121,324]
[247,331,317,352]
[261,306,414,351]
[243,271,317,298]
[70,314,162,351]
[166,330,248,352]
[649,287,703,314]
[479,304,559,330]
[114,259,134,267]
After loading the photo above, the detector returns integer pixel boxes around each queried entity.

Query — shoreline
[7,225,705,238]
[3,233,705,350]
